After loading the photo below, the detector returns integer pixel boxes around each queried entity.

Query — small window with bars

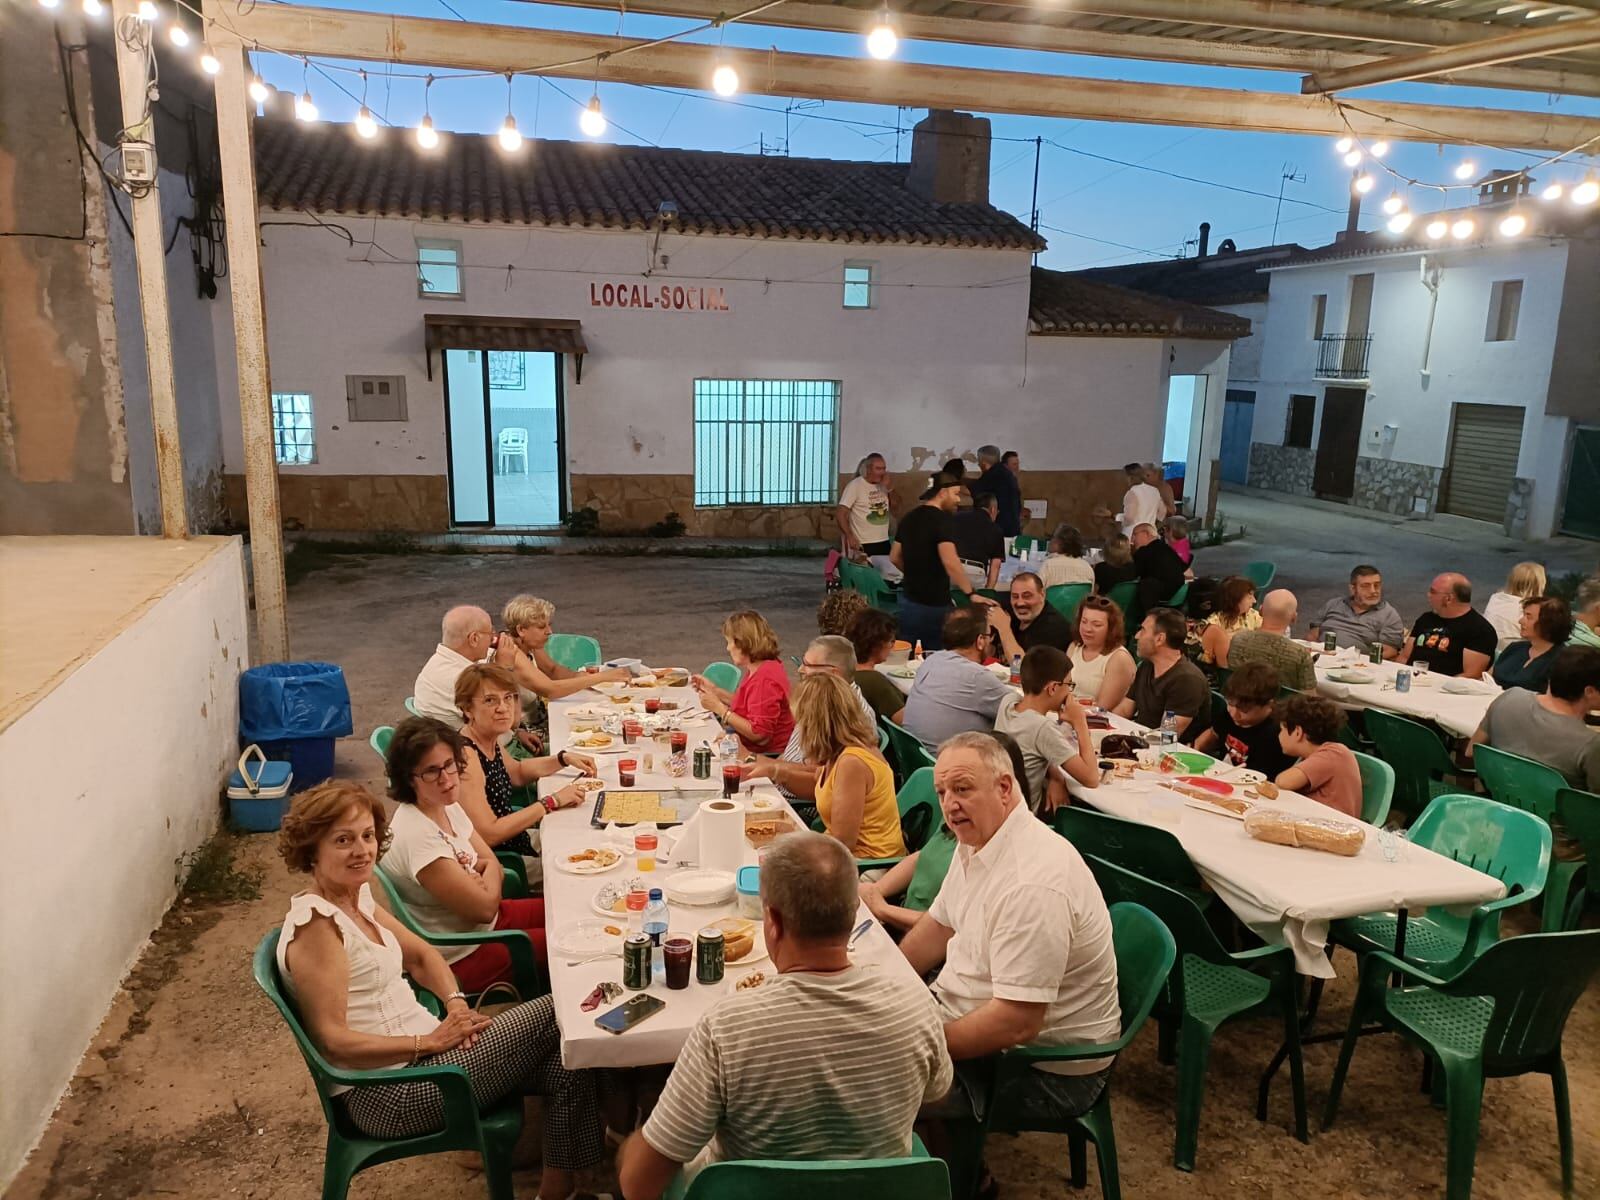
[271,392,316,465]
[693,379,840,508]
[417,239,463,299]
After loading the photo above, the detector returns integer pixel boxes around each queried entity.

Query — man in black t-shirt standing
[1402,573,1498,679]
[891,471,996,652]
[952,492,1006,589]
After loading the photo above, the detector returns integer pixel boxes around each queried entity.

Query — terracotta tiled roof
[1075,244,1305,307]
[252,117,1044,251]
[1028,268,1251,339]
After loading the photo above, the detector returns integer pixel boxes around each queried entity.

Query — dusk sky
[248,0,1600,271]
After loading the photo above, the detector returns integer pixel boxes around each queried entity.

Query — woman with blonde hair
[691,610,794,752]
[1486,561,1548,650]
[496,594,630,738]
[792,673,906,861]
[1199,576,1262,668]
[1093,534,1138,595]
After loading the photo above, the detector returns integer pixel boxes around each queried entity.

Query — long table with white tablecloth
[1308,642,1500,739]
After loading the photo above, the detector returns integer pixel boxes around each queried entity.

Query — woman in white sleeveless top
[1067,593,1136,711]
[275,781,606,1199]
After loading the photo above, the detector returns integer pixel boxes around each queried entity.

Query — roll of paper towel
[698,797,745,876]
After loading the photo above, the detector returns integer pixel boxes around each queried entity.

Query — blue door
[1220,389,1256,485]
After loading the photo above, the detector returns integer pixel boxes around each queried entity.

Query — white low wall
[0,538,247,1188]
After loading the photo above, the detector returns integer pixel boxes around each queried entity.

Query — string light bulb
[136,0,156,19]
[1425,219,1448,240]
[199,45,220,74]
[1381,193,1404,215]
[866,9,898,59]
[1370,141,1390,158]
[355,106,378,139]
[248,74,270,104]
[1353,174,1375,195]
[1334,136,1354,155]
[712,61,739,97]
[1573,176,1599,207]
[497,74,522,151]
[1540,182,1564,202]
[82,0,103,14]
[40,0,61,9]
[168,22,189,46]
[416,114,439,149]
[1497,212,1527,238]
[1342,149,1362,168]
[295,91,318,122]
[1451,217,1475,239]
[1453,160,1477,181]
[1386,211,1414,234]
[580,93,607,137]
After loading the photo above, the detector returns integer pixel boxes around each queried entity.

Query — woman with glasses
[454,663,594,881]
[382,713,566,990]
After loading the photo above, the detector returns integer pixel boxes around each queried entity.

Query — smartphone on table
[595,994,666,1034]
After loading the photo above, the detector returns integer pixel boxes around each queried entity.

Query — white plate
[551,920,626,958]
[551,847,626,875]
[1326,670,1376,685]
[569,731,620,750]
[886,666,917,679]
[663,869,737,905]
[1205,763,1265,785]
[1441,678,1492,695]
[590,876,656,917]
[726,967,774,995]
[722,924,770,967]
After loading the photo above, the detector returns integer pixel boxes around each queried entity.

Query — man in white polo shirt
[901,730,1120,1132]
[412,605,499,727]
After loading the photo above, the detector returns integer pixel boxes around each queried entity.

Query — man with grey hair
[1565,576,1600,651]
[618,832,952,1198]
[744,635,875,801]
[903,732,1120,1134]
[1225,589,1317,692]
[974,443,1023,539]
[1401,572,1497,679]
[412,605,498,727]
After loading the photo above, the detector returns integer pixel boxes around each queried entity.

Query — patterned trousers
[338,997,604,1171]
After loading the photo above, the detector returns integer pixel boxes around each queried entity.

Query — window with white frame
[693,379,839,507]
[1485,279,1523,342]
[271,392,316,465]
[417,239,463,298]
[843,262,875,309]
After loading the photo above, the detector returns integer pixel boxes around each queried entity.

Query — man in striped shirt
[617,833,952,1199]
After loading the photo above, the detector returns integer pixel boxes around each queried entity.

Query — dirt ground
[7,549,1597,1200]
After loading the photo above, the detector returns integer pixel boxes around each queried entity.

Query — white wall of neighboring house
[1219,298,1267,384]
[1252,236,1580,537]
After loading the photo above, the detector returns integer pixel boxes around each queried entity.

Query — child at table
[1193,663,1293,779]
[1274,694,1362,819]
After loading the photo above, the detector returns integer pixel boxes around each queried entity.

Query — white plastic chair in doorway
[497,428,529,475]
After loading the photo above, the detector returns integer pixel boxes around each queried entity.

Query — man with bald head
[413,605,499,727]
[1403,573,1498,679]
[1130,521,1188,614]
[1224,589,1317,692]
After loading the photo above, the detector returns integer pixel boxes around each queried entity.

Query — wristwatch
[557,749,569,768]
[445,990,468,1005]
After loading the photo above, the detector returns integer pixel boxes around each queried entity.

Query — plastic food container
[736,865,762,919]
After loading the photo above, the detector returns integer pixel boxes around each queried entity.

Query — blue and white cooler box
[228,745,294,832]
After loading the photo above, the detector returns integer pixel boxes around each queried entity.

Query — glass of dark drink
[663,937,693,989]
[623,718,642,745]
[644,698,661,714]
[721,764,742,798]
[618,758,638,787]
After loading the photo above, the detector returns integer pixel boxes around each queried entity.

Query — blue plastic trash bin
[238,662,353,793]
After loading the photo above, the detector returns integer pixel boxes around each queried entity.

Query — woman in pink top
[691,609,795,753]
[1274,695,1363,819]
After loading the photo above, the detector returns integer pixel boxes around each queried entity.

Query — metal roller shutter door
[1441,404,1524,524]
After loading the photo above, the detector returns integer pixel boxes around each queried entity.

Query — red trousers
[450,898,547,993]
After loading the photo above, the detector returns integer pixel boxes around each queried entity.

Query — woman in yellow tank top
[792,674,906,861]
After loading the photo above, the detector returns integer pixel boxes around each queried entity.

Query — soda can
[1322,632,1337,652]
[623,933,653,990]
[696,927,725,984]
[1368,641,1384,665]
[1396,668,1412,694]
[692,746,713,779]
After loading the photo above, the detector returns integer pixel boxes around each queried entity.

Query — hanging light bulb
[40,0,61,9]
[712,62,739,97]
[168,22,189,46]
[1573,176,1600,207]
[497,113,522,152]
[1381,193,1404,215]
[1425,218,1448,240]
[199,45,221,74]
[82,0,104,15]
[1386,211,1414,234]
[248,74,270,104]
[355,106,378,139]
[1453,160,1477,181]
[1370,140,1390,159]
[1540,181,1564,202]
[416,114,439,149]
[1334,136,1354,155]
[294,90,318,122]
[1341,150,1362,168]
[1451,217,1475,239]
[1497,212,1528,238]
[1353,173,1375,195]
[136,0,157,19]
[580,93,607,137]
[866,9,898,59]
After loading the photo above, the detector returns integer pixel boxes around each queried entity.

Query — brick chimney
[906,110,991,206]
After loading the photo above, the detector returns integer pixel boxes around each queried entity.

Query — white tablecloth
[1066,738,1505,977]
[1307,643,1500,739]
[537,684,919,1069]
[876,658,1018,698]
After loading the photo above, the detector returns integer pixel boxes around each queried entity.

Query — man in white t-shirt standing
[618,832,952,1199]
[836,452,898,556]
[1096,461,1164,539]
[902,731,1120,1140]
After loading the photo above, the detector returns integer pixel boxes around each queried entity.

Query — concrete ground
[7,511,1598,1200]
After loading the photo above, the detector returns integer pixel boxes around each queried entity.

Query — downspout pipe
[1419,255,1441,380]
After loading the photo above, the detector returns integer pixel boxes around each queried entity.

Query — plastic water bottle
[718,727,740,761]
[643,888,670,971]
[1010,654,1022,686]
[912,640,924,661]
[1159,710,1178,747]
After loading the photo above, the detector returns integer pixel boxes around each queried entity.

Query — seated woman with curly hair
[275,780,606,1196]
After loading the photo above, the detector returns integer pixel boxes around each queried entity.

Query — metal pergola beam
[518,0,1600,98]
[211,4,1600,150]
[1303,17,1600,93]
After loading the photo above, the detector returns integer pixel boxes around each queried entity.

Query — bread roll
[1255,780,1281,800]
[715,917,756,962]
[1244,808,1364,857]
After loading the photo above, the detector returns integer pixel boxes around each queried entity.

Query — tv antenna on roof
[1272,163,1307,243]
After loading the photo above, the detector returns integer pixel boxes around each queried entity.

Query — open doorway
[1162,374,1210,513]
[442,349,565,527]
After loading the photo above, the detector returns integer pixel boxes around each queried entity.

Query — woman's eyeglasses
[412,760,462,785]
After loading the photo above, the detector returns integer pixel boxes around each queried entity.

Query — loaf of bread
[1244,808,1365,857]
[715,917,757,962]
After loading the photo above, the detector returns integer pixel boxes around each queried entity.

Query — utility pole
[1028,136,1042,263]
[1271,163,1306,244]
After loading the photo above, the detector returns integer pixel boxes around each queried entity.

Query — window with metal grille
[271,392,315,465]
[693,379,839,507]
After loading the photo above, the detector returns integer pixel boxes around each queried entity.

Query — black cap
[920,470,963,502]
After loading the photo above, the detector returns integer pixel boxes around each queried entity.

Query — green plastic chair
[1087,857,1307,1170]
[701,661,742,693]
[880,716,936,788]
[1011,535,1044,554]
[675,1136,949,1200]
[1163,583,1190,609]
[252,930,524,1200]
[1363,708,1467,820]
[1105,581,1138,623]
[369,725,393,765]
[964,903,1176,1200]
[1473,744,1565,825]
[372,865,542,987]
[852,765,941,875]
[1353,750,1394,828]
[1324,929,1600,1200]
[1551,788,1599,932]
[1243,561,1277,592]
[844,561,901,615]
[403,696,422,718]
[1330,793,1551,978]
[545,633,601,670]
[1046,583,1091,623]
[1055,806,1211,912]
